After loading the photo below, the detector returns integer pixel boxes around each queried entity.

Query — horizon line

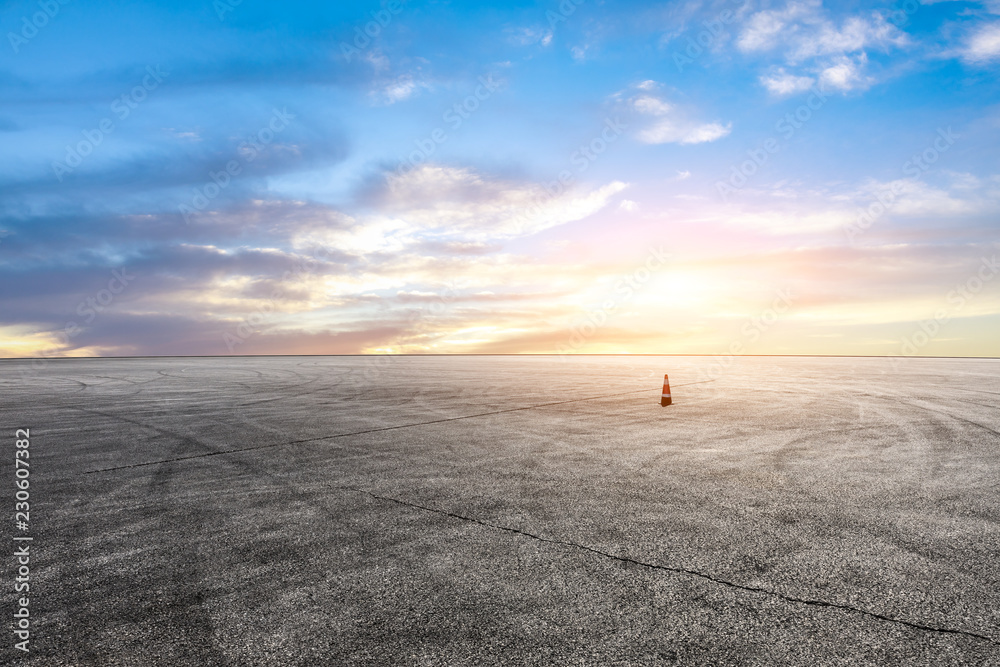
[2,353,999,362]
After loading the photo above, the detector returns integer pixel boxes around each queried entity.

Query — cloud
[629,90,731,145]
[632,95,673,115]
[760,69,815,95]
[737,1,820,53]
[737,2,905,94]
[292,215,410,256]
[710,174,1000,235]
[375,75,419,105]
[0,144,648,356]
[961,22,1000,63]
[738,2,904,59]
[506,26,553,47]
[852,177,997,219]
[790,14,904,61]
[0,108,348,224]
[467,327,662,354]
[818,55,872,92]
[370,164,628,239]
[638,118,732,145]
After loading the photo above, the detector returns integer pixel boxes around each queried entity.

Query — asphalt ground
[1,355,998,665]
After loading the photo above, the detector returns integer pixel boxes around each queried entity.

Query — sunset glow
[1,0,998,358]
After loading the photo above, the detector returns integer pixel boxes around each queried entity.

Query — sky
[1,0,998,358]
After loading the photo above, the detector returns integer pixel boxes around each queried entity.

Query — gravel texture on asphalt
[2,355,998,665]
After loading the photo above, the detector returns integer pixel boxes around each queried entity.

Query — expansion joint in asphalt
[345,486,1000,648]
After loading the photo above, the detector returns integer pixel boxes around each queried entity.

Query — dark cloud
[2,118,348,200]
[0,243,358,331]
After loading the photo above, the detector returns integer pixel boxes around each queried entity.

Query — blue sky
[1,0,999,357]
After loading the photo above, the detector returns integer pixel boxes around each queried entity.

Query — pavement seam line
[346,486,1000,648]
[83,381,715,474]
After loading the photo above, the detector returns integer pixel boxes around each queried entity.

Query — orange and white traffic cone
[660,374,672,407]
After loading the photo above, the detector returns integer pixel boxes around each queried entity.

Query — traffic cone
[660,374,672,407]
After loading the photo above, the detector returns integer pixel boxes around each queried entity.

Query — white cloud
[962,22,1000,63]
[737,2,905,94]
[632,95,673,115]
[378,165,629,239]
[737,0,820,52]
[295,216,410,256]
[853,178,993,218]
[739,2,904,59]
[507,26,553,47]
[760,69,816,95]
[818,55,872,91]
[724,209,852,234]
[710,175,1000,235]
[638,119,731,145]
[946,172,982,190]
[791,14,904,61]
[364,50,390,72]
[286,167,630,260]
[630,89,731,145]
[372,74,422,105]
[619,199,639,212]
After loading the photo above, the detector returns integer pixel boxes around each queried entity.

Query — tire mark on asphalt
[66,405,219,452]
[915,406,1000,440]
[346,486,1000,648]
[235,375,323,407]
[89,374,161,386]
[84,381,718,474]
[50,421,233,663]
[860,393,1000,440]
[949,386,1000,398]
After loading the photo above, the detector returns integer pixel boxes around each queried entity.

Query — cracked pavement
[2,355,999,665]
